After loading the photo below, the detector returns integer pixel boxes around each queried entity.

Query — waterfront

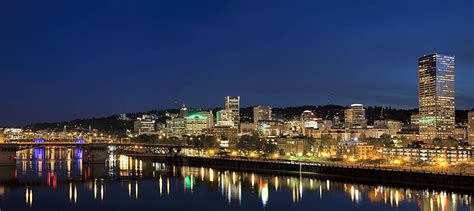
[0,147,472,211]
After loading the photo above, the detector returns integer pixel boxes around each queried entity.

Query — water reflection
[0,148,471,211]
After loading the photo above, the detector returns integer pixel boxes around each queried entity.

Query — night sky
[1,0,473,126]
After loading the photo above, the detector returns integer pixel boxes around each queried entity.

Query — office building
[134,115,156,135]
[216,109,234,127]
[344,104,367,128]
[418,54,455,141]
[166,117,185,138]
[184,111,214,136]
[225,96,240,128]
[253,106,272,125]
[469,111,474,145]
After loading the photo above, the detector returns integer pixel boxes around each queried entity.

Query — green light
[185,113,208,120]
[419,118,435,124]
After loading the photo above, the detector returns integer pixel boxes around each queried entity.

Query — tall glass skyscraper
[418,54,455,141]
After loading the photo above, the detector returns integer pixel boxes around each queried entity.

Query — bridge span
[0,142,185,165]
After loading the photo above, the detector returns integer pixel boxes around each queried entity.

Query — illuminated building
[3,128,24,140]
[257,120,284,137]
[166,117,185,138]
[216,109,234,127]
[344,104,367,129]
[184,111,214,136]
[253,106,272,126]
[203,126,238,147]
[179,105,188,118]
[133,115,156,135]
[380,146,472,164]
[239,122,256,135]
[410,113,420,125]
[276,138,306,155]
[225,96,240,128]
[300,110,315,122]
[454,126,467,140]
[469,111,474,145]
[374,120,402,135]
[418,54,455,141]
[283,120,303,137]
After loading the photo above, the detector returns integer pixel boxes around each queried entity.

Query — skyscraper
[344,104,367,129]
[468,111,474,145]
[225,96,240,128]
[253,106,272,125]
[418,54,455,141]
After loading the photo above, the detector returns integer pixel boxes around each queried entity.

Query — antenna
[380,105,385,119]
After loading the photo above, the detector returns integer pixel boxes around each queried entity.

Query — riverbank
[129,154,474,193]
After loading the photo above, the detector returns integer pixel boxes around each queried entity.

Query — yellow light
[343,155,348,159]
[231,151,238,156]
[393,159,401,165]
[273,154,279,159]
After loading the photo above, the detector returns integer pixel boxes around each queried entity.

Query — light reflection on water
[0,147,471,211]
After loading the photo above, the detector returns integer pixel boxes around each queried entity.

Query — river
[0,147,471,211]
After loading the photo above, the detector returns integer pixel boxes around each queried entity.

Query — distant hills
[23,105,471,134]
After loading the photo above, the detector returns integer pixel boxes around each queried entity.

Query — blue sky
[0,0,473,125]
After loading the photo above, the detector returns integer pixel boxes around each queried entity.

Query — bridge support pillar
[0,145,17,166]
[83,145,108,164]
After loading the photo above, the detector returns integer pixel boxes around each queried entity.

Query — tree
[202,136,218,148]
[400,136,411,148]
[262,142,278,153]
[440,136,458,147]
[237,134,261,152]
[433,138,442,146]
[380,134,393,147]
[303,137,316,154]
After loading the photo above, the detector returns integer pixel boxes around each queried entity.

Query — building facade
[184,111,214,136]
[134,115,156,135]
[253,106,272,125]
[380,147,472,164]
[469,111,474,145]
[344,104,367,129]
[418,54,455,141]
[166,117,185,138]
[216,109,234,127]
[225,96,240,128]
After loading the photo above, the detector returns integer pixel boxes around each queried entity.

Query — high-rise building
[468,111,474,145]
[344,104,367,128]
[253,106,272,125]
[418,54,455,141]
[225,96,240,128]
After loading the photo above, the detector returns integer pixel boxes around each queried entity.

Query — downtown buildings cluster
[128,53,474,163]
[1,53,473,164]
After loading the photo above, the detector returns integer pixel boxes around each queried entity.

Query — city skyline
[1,2,474,211]
[1,1,473,126]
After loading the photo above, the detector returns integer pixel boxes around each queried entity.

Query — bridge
[0,142,185,165]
